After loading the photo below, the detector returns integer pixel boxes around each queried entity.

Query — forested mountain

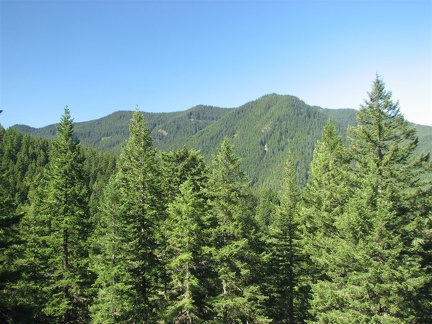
[12,94,432,190]
[12,105,234,156]
[2,78,432,322]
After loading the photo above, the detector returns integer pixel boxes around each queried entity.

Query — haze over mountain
[12,94,432,190]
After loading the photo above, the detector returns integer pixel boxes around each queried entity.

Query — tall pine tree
[206,138,269,323]
[299,120,353,307]
[90,108,162,322]
[164,179,209,323]
[263,151,305,322]
[160,146,208,203]
[0,126,22,322]
[17,107,91,322]
[309,76,432,322]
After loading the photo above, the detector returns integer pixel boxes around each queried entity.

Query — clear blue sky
[1,0,431,128]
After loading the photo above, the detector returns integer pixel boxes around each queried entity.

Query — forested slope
[184,94,336,188]
[12,105,234,155]
[12,94,432,190]
[2,78,432,322]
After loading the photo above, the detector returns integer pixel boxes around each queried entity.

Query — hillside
[182,94,349,188]
[12,105,234,155]
[12,94,432,190]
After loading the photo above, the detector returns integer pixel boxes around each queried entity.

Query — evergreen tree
[160,146,208,202]
[0,128,49,322]
[309,76,432,322]
[300,120,353,279]
[81,146,117,216]
[206,138,269,323]
[90,108,162,322]
[255,188,279,232]
[17,107,91,322]
[89,177,132,323]
[298,120,353,322]
[0,126,22,322]
[164,179,209,323]
[264,151,305,322]
[159,146,211,320]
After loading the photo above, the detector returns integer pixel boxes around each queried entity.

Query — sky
[1,0,431,129]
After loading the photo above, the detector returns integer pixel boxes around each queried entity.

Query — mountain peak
[12,94,432,190]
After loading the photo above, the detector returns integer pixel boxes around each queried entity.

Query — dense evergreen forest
[1,77,431,323]
[13,94,432,192]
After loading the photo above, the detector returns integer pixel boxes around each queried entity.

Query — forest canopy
[1,77,431,323]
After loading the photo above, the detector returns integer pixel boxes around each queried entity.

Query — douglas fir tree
[90,109,162,323]
[18,107,91,322]
[309,76,432,322]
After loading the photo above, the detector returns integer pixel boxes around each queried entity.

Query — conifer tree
[159,146,211,320]
[0,133,51,321]
[164,179,209,323]
[160,146,208,202]
[300,121,352,270]
[17,107,91,322]
[255,189,279,232]
[90,108,162,322]
[310,76,432,322]
[0,127,22,321]
[264,151,304,322]
[206,138,269,323]
[89,177,131,323]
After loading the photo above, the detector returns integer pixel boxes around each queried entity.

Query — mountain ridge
[11,93,432,190]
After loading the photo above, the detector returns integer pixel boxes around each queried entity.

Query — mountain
[12,106,234,155]
[12,94,432,190]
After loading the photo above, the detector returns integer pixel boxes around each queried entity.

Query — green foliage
[299,121,353,322]
[0,124,114,322]
[90,108,162,322]
[263,151,307,322]
[89,177,134,323]
[0,127,22,322]
[255,188,279,231]
[2,84,431,322]
[301,120,353,240]
[80,146,116,216]
[160,146,209,203]
[13,106,233,156]
[0,127,48,322]
[164,179,209,323]
[306,76,432,322]
[186,94,335,190]
[16,107,91,322]
[206,138,269,323]
[13,94,432,192]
